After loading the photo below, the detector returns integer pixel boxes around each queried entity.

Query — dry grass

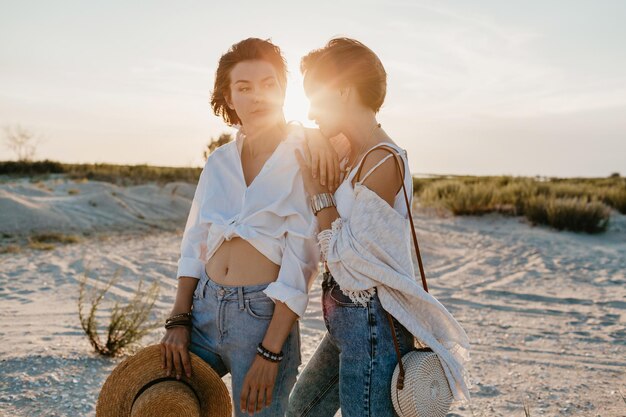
[416,175,622,233]
[26,233,81,250]
[0,159,201,185]
[523,403,531,416]
[77,270,160,357]
[27,241,56,250]
[0,244,21,254]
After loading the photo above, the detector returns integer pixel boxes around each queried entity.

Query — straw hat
[96,344,232,417]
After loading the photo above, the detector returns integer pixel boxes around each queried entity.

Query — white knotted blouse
[176,124,321,317]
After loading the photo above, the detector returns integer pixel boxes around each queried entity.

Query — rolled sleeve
[264,219,321,317]
[176,164,210,280]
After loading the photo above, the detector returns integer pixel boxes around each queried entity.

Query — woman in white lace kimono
[286,38,472,417]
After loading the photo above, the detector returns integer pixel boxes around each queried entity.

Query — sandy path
[1,210,625,416]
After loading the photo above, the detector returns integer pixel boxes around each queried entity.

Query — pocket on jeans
[192,276,207,300]
[245,297,275,320]
[328,285,368,308]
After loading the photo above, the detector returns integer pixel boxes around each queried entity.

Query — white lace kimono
[318,182,472,405]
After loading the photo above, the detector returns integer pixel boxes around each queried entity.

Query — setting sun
[284,70,316,127]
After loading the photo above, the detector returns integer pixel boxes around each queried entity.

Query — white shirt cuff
[176,257,204,279]
[263,281,309,318]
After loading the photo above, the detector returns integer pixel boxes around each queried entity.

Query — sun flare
[284,71,316,127]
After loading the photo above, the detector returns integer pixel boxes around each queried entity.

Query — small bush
[27,241,56,251]
[78,270,160,357]
[0,244,21,254]
[27,232,79,251]
[448,184,496,215]
[549,198,611,233]
[30,233,80,244]
[600,186,626,214]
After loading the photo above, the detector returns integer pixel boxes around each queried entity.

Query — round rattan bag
[390,347,453,417]
[96,344,232,417]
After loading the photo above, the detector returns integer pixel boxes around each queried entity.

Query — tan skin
[159,59,340,415]
[295,76,405,251]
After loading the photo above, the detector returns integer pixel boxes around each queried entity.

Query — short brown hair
[301,38,387,113]
[211,38,288,125]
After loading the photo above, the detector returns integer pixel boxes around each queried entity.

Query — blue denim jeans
[189,267,301,417]
[286,272,414,417]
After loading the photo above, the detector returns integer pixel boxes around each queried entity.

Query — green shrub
[416,176,617,233]
[0,159,64,176]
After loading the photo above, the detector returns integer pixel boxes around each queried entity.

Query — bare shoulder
[352,145,405,207]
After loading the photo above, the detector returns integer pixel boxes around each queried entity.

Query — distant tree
[3,124,42,162]
[609,172,620,178]
[203,133,233,161]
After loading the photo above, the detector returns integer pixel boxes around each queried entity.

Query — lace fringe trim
[316,217,343,262]
[340,287,376,307]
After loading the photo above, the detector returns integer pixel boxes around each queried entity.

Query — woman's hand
[295,149,332,197]
[240,301,298,415]
[160,327,192,379]
[304,128,341,192]
[239,355,279,415]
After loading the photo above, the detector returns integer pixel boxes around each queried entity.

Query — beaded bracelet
[166,312,192,322]
[164,312,193,329]
[165,322,191,329]
[256,343,284,363]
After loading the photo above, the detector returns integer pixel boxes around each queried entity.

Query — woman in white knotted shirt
[159,38,340,417]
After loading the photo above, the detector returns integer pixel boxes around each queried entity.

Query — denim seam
[300,373,340,417]
[218,299,226,342]
[364,303,375,416]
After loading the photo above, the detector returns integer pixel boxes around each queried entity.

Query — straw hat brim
[96,344,232,417]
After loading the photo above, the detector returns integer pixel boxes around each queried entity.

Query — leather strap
[354,144,429,390]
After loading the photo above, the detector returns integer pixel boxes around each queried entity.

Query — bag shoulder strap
[354,144,429,391]
[354,144,428,292]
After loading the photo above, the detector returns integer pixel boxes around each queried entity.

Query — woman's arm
[295,147,402,227]
[160,277,198,379]
[239,302,298,415]
[161,162,211,380]
[170,277,197,315]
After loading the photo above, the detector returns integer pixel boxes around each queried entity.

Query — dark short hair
[211,38,288,125]
[301,37,387,113]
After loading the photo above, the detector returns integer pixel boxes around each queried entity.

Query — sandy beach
[1,177,625,416]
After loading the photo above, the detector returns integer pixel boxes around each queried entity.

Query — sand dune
[0,177,195,235]
[0,179,625,416]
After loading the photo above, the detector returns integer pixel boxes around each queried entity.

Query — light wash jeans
[189,267,301,417]
[286,272,414,417]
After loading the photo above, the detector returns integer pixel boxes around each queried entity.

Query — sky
[1,0,625,177]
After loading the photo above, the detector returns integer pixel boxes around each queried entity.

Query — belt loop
[238,286,245,311]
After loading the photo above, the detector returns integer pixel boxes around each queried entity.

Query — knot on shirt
[223,216,239,240]
[221,216,257,241]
